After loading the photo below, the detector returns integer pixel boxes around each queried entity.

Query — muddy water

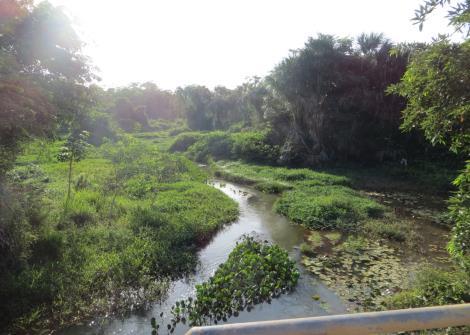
[60,180,347,335]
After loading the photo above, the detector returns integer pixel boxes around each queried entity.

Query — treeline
[1,2,461,170]
[100,35,455,165]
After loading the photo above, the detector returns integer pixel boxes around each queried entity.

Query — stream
[60,180,347,335]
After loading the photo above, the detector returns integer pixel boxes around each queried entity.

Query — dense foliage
[171,130,280,163]
[390,37,470,270]
[0,138,238,333]
[0,0,94,177]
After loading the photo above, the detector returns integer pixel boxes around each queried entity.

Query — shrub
[254,181,291,194]
[231,131,280,163]
[448,161,470,270]
[186,132,234,163]
[30,230,65,264]
[300,242,316,256]
[168,125,191,136]
[85,112,118,146]
[386,267,470,309]
[130,206,168,231]
[169,132,203,152]
[67,199,96,227]
[125,174,159,199]
[74,173,90,190]
[66,191,104,226]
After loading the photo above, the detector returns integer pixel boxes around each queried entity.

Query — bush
[130,206,168,231]
[74,173,90,190]
[125,174,159,199]
[448,161,470,270]
[386,267,470,309]
[254,181,291,194]
[169,132,203,152]
[85,112,118,146]
[231,131,280,163]
[186,132,234,163]
[67,198,97,227]
[30,230,65,264]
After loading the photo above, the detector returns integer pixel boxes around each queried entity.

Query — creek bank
[214,161,452,310]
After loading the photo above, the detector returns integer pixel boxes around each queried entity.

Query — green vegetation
[385,267,470,309]
[1,0,469,333]
[303,236,405,309]
[275,187,384,231]
[169,130,279,164]
[151,236,299,333]
[0,137,238,333]
[214,161,383,232]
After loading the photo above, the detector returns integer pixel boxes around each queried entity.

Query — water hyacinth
[152,236,299,333]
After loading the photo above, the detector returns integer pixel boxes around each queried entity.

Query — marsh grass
[215,161,384,232]
[1,137,238,333]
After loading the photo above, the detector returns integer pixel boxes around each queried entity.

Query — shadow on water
[59,180,346,335]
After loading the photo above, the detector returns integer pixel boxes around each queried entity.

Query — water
[60,180,346,335]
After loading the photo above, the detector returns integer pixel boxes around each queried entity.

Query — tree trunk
[66,156,73,205]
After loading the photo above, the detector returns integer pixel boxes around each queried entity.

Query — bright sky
[46,0,453,90]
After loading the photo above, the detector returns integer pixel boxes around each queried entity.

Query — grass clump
[218,161,351,188]
[362,218,413,242]
[385,267,470,309]
[324,232,342,244]
[275,187,384,231]
[153,236,299,331]
[253,181,292,193]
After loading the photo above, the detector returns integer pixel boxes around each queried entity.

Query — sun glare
[47,0,452,89]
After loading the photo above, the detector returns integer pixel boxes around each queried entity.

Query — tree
[389,40,470,153]
[0,0,94,179]
[264,34,413,165]
[391,1,470,269]
[57,130,90,204]
[413,0,470,36]
[177,85,213,130]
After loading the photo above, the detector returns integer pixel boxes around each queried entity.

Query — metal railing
[186,303,470,335]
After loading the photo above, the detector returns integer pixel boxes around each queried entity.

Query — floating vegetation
[302,236,412,310]
[151,236,300,334]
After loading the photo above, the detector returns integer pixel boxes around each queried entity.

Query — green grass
[362,217,416,242]
[1,136,238,333]
[215,161,383,231]
[275,186,384,231]
[385,267,470,309]
[214,161,350,192]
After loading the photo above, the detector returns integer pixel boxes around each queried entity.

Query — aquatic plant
[151,236,299,333]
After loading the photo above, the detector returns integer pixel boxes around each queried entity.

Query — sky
[46,0,454,90]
